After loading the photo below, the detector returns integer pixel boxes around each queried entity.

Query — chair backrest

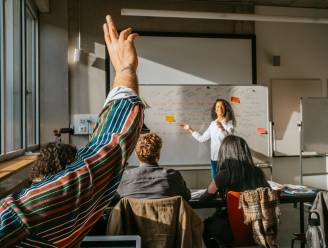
[227,191,255,246]
[107,196,203,248]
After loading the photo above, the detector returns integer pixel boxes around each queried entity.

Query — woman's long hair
[211,99,236,126]
[217,135,268,191]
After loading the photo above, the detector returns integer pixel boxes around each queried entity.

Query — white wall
[39,0,69,144]
[256,6,328,89]
[256,6,328,188]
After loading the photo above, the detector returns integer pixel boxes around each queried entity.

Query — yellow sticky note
[165,115,176,123]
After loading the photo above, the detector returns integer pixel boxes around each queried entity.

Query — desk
[189,190,318,241]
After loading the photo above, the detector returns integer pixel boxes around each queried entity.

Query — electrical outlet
[73,114,98,135]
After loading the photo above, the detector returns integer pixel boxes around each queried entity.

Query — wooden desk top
[0,155,38,181]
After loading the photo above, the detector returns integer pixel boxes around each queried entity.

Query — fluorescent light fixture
[73,0,83,63]
[121,8,328,24]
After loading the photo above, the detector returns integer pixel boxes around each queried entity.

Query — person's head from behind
[211,99,235,125]
[217,135,267,190]
[135,133,162,165]
[30,142,77,183]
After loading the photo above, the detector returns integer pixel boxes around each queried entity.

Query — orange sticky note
[165,115,176,123]
[230,96,240,104]
[256,128,267,134]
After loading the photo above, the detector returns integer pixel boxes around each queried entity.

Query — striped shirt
[0,87,144,247]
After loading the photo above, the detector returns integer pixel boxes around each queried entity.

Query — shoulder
[121,167,142,178]
[209,121,216,127]
[163,168,183,178]
[223,119,233,125]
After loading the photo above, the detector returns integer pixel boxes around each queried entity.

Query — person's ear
[156,153,160,161]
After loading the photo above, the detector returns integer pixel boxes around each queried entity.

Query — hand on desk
[197,180,219,202]
[199,189,217,202]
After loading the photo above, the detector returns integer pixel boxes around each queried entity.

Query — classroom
[1,0,328,247]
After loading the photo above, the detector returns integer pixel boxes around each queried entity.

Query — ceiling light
[121,8,328,24]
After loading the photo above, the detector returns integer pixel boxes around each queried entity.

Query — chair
[227,191,255,246]
[107,196,203,248]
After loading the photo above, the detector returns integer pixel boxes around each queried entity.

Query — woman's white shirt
[191,120,233,161]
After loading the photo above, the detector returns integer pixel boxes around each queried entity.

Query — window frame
[1,0,24,160]
[24,0,39,151]
[0,0,39,162]
[0,0,4,157]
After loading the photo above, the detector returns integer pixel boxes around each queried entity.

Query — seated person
[117,133,191,201]
[29,142,77,183]
[200,135,270,247]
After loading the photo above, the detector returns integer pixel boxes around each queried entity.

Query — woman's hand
[216,119,225,131]
[199,181,218,202]
[103,15,139,93]
[179,124,193,133]
[207,180,218,194]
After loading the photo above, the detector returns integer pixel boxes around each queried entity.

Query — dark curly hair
[29,142,77,182]
[211,98,236,126]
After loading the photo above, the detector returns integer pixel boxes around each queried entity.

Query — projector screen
[108,33,255,86]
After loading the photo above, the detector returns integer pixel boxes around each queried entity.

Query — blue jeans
[210,160,218,179]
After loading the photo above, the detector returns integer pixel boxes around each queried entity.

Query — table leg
[300,202,305,248]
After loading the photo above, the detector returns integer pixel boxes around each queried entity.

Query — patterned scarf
[240,187,279,248]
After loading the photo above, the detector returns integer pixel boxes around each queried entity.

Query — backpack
[306,211,324,248]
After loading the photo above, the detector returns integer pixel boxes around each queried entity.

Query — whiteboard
[128,85,270,166]
[110,35,254,85]
[301,97,328,153]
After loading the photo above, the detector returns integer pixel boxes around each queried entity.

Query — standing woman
[181,99,235,178]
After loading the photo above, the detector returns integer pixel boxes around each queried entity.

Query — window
[25,3,38,148]
[4,0,22,153]
[0,0,39,160]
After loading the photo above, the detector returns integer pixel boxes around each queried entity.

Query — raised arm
[0,15,143,247]
[103,15,138,94]
[180,123,211,143]
[191,124,211,143]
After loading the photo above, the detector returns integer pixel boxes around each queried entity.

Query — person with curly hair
[117,133,191,200]
[29,143,77,183]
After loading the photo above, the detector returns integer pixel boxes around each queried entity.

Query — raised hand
[103,15,139,93]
